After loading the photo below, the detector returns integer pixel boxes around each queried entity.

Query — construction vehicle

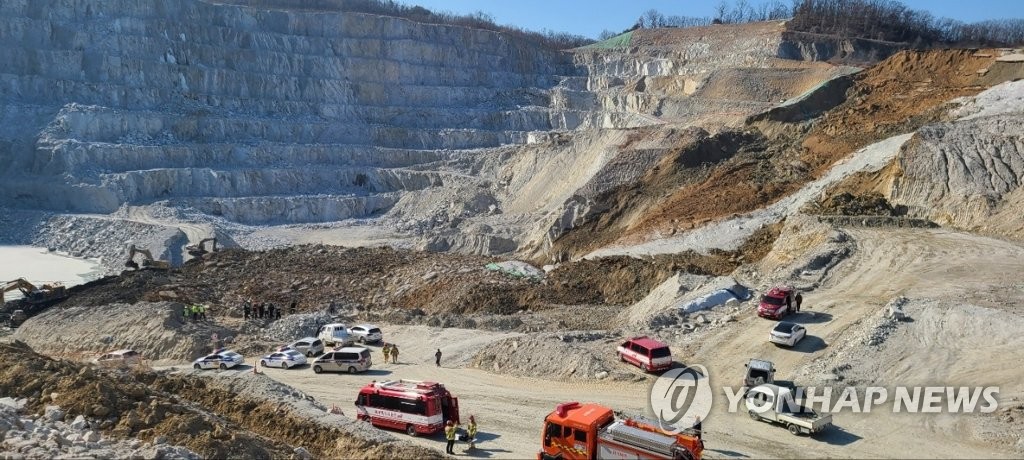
[185,237,218,257]
[539,402,703,460]
[124,244,171,270]
[746,384,833,436]
[6,310,27,328]
[1,278,67,305]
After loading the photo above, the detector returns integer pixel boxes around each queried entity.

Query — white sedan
[260,350,307,369]
[768,321,807,347]
[193,350,244,370]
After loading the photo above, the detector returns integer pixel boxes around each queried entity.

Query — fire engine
[539,402,703,460]
[354,379,459,436]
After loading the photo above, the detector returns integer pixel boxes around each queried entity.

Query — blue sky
[399,0,1024,39]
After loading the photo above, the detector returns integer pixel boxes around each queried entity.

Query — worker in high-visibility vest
[466,415,478,450]
[444,420,457,454]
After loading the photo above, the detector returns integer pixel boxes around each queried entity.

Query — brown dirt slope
[0,341,437,459]
[547,49,1002,258]
[48,229,775,325]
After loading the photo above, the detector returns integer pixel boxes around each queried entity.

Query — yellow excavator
[185,237,218,257]
[1,278,67,305]
[124,244,171,270]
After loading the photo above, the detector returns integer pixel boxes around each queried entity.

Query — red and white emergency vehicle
[617,336,673,372]
[354,379,460,436]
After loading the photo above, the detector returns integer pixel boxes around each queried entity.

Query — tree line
[225,0,594,49]
[608,0,1024,47]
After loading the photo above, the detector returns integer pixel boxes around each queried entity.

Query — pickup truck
[746,384,832,436]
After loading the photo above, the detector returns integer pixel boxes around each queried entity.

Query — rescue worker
[243,300,251,319]
[200,304,207,321]
[390,344,399,364]
[267,302,275,320]
[795,292,803,313]
[382,343,391,364]
[444,420,457,454]
[435,349,442,367]
[466,415,478,450]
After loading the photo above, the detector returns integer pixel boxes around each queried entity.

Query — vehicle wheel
[282,362,289,369]
[193,364,201,370]
[307,351,314,357]
[219,363,227,370]
[260,360,267,368]
[313,365,323,374]
[348,366,357,374]
[358,336,365,343]
[405,424,417,437]
[788,424,801,436]
[748,410,761,421]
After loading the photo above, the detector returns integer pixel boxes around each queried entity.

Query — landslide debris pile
[1,397,199,460]
[50,236,778,322]
[0,342,438,459]
[13,302,233,362]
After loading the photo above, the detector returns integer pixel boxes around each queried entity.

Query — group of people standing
[444,415,478,454]
[184,304,208,321]
[380,343,400,363]
[243,298,281,320]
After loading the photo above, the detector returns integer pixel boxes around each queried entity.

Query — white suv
[347,324,383,344]
[282,337,325,357]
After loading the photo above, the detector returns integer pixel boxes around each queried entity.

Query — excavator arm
[186,237,218,257]
[125,244,171,270]
[1,278,36,303]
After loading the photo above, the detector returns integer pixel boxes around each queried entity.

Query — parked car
[280,337,324,357]
[260,350,307,369]
[347,324,383,344]
[193,350,244,370]
[94,349,142,367]
[317,323,355,348]
[747,384,832,435]
[616,336,673,372]
[769,321,807,347]
[757,286,795,319]
[312,346,372,374]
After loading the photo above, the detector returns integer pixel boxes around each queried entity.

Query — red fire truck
[354,379,460,436]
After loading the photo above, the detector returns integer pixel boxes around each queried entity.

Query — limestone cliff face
[0,0,589,222]
[1,1,854,257]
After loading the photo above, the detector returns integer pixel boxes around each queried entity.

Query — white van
[317,323,355,347]
[312,347,372,374]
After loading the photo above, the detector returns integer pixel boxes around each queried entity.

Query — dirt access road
[224,228,1022,459]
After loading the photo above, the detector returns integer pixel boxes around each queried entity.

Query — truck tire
[313,365,323,374]
[748,410,761,421]
[405,424,417,436]
[788,423,801,435]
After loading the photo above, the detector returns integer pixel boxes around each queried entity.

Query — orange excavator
[539,402,703,460]
[1,278,67,305]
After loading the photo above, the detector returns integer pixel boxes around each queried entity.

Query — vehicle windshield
[761,295,785,306]
[650,347,671,358]
[368,328,381,334]
[773,322,794,332]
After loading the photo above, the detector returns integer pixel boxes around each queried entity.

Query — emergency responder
[382,343,391,363]
[390,344,399,364]
[466,415,478,450]
[445,420,457,454]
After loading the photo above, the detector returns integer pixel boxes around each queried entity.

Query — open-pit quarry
[3,0,1024,458]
